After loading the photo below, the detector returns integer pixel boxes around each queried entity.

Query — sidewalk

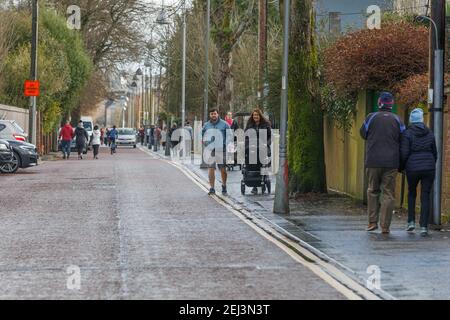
[145,145,450,300]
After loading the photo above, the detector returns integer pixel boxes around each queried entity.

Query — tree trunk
[216,48,233,112]
[288,0,326,193]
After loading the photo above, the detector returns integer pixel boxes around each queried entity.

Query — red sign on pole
[24,80,40,97]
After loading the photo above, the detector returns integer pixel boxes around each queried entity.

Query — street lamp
[29,0,38,145]
[273,0,290,215]
[131,81,138,128]
[416,15,444,227]
[122,106,127,128]
[200,0,211,168]
[136,67,145,129]
[156,7,172,157]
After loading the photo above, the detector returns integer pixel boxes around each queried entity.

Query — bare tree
[210,0,256,112]
[47,0,160,71]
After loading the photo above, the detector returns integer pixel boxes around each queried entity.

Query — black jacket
[245,121,272,164]
[400,123,437,173]
[74,127,89,146]
[360,109,405,169]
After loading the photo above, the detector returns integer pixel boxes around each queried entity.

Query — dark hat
[378,92,394,110]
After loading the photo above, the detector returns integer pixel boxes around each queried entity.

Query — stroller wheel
[241,182,245,195]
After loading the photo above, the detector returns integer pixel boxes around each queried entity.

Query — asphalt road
[0,146,346,299]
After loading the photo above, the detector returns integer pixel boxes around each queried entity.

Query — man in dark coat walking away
[75,120,89,160]
[400,108,437,236]
[360,92,406,234]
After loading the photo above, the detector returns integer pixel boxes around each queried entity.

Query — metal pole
[258,0,267,110]
[273,0,290,215]
[29,0,38,145]
[181,0,187,157]
[200,0,211,168]
[142,72,145,128]
[165,24,172,158]
[433,48,444,227]
[203,0,210,123]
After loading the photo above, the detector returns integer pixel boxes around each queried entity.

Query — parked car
[0,120,28,142]
[116,128,137,148]
[5,140,39,173]
[0,139,14,174]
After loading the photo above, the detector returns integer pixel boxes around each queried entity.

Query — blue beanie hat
[378,92,394,110]
[410,108,424,124]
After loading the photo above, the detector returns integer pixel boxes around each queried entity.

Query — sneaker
[406,222,416,232]
[382,229,390,234]
[366,223,378,232]
[251,187,258,195]
[420,227,428,237]
[222,185,228,195]
[208,188,216,195]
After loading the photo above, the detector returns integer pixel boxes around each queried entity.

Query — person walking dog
[360,92,406,234]
[400,108,437,236]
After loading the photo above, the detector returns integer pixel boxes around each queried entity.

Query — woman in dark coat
[245,108,272,195]
[74,121,89,160]
[400,108,437,236]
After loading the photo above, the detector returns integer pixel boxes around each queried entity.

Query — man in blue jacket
[202,108,232,195]
[360,92,406,234]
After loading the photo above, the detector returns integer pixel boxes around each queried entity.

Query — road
[0,146,347,299]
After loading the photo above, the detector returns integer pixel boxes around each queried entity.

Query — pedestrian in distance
[360,92,406,234]
[91,125,101,160]
[105,128,111,147]
[202,108,232,195]
[245,108,272,195]
[169,123,179,149]
[100,127,105,145]
[109,125,118,155]
[400,108,437,237]
[75,120,89,160]
[154,125,162,151]
[161,127,167,150]
[139,127,145,146]
[225,111,239,131]
[59,120,74,160]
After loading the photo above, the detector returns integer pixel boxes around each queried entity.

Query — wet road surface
[0,147,346,299]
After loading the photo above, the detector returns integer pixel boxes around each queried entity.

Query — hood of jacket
[408,123,430,138]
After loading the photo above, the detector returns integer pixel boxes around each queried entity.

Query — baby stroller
[240,144,271,195]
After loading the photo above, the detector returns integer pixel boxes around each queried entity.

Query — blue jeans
[61,140,71,157]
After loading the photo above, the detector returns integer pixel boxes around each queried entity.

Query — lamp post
[156,5,171,157]
[273,0,290,215]
[200,0,211,169]
[136,68,144,129]
[131,80,138,128]
[417,14,444,227]
[29,0,38,145]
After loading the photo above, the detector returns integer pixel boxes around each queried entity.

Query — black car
[2,140,39,173]
[0,139,14,173]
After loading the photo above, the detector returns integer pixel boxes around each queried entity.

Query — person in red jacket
[59,120,74,159]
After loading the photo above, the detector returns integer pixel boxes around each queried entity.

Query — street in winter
[1,0,450,305]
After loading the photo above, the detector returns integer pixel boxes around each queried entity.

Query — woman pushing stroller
[243,108,272,195]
